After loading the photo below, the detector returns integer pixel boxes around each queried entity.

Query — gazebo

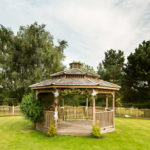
[30,62,120,135]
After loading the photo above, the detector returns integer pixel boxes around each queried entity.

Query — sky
[0,0,150,70]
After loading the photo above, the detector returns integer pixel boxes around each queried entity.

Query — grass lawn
[0,116,150,150]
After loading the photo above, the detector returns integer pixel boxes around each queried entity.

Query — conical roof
[29,62,120,90]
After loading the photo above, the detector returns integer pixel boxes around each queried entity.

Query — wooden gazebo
[30,62,120,135]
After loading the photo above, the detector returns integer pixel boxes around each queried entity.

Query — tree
[0,22,68,104]
[97,49,125,104]
[97,49,125,85]
[121,41,150,107]
[0,25,16,105]
[80,62,96,73]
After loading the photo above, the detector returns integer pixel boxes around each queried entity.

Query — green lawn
[0,116,150,150]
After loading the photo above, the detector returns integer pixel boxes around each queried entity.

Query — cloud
[0,0,150,69]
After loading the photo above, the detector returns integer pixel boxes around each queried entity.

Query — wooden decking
[57,120,92,136]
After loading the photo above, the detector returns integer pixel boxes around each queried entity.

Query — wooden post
[35,90,39,100]
[136,109,138,118]
[106,95,108,109]
[73,106,75,119]
[86,96,88,119]
[120,107,122,116]
[62,97,64,107]
[92,96,96,125]
[12,105,14,115]
[54,98,58,128]
[112,92,115,128]
[74,106,76,119]
[62,97,65,120]
[53,90,59,128]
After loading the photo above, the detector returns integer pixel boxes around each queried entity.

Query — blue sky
[0,0,150,69]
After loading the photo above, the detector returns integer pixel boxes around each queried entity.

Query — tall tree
[97,49,125,85]
[0,22,68,104]
[121,41,150,107]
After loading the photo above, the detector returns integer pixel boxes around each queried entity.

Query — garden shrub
[91,120,101,138]
[20,92,44,125]
[48,120,56,137]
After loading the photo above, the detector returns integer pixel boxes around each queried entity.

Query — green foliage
[116,97,122,107]
[62,94,87,106]
[96,94,108,107]
[1,117,150,150]
[57,88,94,106]
[121,40,150,105]
[81,63,96,74]
[59,88,93,97]
[59,88,82,96]
[0,22,67,104]
[97,49,125,85]
[58,88,93,106]
[120,102,150,109]
[97,49,125,107]
[38,93,54,110]
[20,92,44,123]
[91,121,101,138]
[47,121,56,137]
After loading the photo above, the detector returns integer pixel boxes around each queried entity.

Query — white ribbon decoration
[54,90,59,97]
[92,90,97,96]
[85,106,88,110]
[54,111,58,120]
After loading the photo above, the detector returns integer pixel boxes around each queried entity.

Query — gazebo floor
[57,120,92,136]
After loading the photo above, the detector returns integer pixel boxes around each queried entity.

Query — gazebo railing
[36,109,114,133]
[95,111,114,128]
[58,106,105,120]
[36,111,54,131]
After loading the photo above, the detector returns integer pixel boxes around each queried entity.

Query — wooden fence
[0,105,21,116]
[115,107,150,118]
[95,111,114,128]
[1,105,150,119]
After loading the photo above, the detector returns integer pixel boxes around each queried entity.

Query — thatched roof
[29,62,120,90]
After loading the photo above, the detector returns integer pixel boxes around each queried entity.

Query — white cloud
[0,0,150,69]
